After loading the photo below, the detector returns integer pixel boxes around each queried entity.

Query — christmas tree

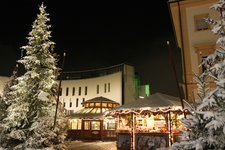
[0,65,19,122]
[0,4,67,150]
[172,0,225,149]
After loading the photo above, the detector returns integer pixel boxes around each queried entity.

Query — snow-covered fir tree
[0,65,19,122]
[0,4,68,150]
[172,0,225,149]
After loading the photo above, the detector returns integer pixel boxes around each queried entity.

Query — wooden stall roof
[81,96,120,105]
[71,96,120,119]
[105,93,188,115]
[71,113,103,119]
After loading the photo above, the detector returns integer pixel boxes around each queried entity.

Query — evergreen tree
[0,65,18,122]
[172,0,225,149]
[0,4,67,150]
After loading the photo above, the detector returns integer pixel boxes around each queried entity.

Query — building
[168,0,218,101]
[0,64,148,113]
[60,63,147,113]
[67,96,120,141]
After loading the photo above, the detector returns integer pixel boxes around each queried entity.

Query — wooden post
[132,112,135,150]
[54,52,66,128]
[168,112,173,146]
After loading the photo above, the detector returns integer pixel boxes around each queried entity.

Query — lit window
[194,14,209,31]
[108,103,112,107]
[84,121,90,130]
[105,118,116,130]
[95,103,101,107]
[90,103,94,107]
[102,103,107,107]
[91,121,100,130]
[113,104,118,107]
[70,119,82,130]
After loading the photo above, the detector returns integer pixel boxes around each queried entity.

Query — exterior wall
[139,85,150,98]
[123,65,136,104]
[0,64,138,113]
[169,0,218,101]
[186,2,217,74]
[60,72,122,112]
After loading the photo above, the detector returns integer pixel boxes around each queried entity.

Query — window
[79,87,81,96]
[104,83,107,93]
[66,87,69,96]
[70,119,82,130]
[69,101,72,107]
[194,43,215,74]
[84,121,90,130]
[194,14,209,31]
[201,56,207,73]
[95,103,101,107]
[63,102,66,107]
[85,86,87,95]
[83,98,85,102]
[90,103,94,107]
[91,121,100,130]
[97,84,99,94]
[108,83,110,92]
[72,87,75,96]
[102,103,107,107]
[76,98,79,107]
[104,118,116,130]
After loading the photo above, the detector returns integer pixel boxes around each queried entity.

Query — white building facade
[60,64,140,113]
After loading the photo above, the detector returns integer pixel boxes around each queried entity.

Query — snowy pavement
[66,140,117,150]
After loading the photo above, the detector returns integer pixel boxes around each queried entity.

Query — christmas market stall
[67,96,120,141]
[105,92,187,150]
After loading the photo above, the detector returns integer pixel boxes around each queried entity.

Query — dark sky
[0,1,182,97]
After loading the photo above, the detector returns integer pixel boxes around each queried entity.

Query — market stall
[67,96,120,141]
[105,92,188,150]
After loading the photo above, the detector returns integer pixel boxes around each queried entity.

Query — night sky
[0,1,182,97]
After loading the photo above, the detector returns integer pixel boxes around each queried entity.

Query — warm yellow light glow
[69,119,82,130]
[90,103,94,107]
[91,121,100,130]
[95,103,101,107]
[102,103,107,107]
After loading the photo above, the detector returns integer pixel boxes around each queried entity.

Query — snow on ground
[66,140,171,150]
[66,140,117,150]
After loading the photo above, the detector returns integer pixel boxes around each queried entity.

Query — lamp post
[166,41,186,118]
[54,52,66,128]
